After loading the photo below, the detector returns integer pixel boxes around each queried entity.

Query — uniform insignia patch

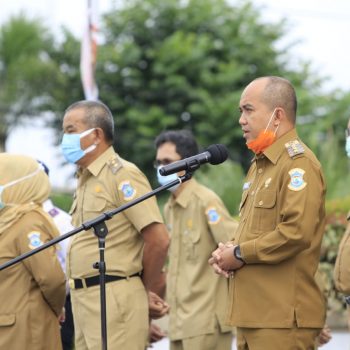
[48,207,59,217]
[28,231,43,250]
[107,156,122,174]
[206,207,221,225]
[243,182,251,190]
[118,180,136,200]
[288,168,307,191]
[285,140,305,158]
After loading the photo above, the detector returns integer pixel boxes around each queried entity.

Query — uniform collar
[170,178,198,208]
[258,128,299,165]
[87,146,116,177]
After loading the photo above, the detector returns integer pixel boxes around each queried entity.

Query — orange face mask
[246,109,279,154]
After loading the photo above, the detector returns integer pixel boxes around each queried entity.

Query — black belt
[71,272,141,290]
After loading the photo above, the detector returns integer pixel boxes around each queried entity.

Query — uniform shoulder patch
[28,231,43,250]
[206,207,221,225]
[107,156,122,175]
[118,180,137,201]
[288,168,307,191]
[285,140,305,158]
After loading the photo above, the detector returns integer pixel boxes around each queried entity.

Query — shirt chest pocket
[182,228,201,263]
[83,192,108,219]
[250,189,277,232]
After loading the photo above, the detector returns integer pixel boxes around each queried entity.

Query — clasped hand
[208,242,245,278]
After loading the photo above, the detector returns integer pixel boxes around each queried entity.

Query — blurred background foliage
[2,0,350,327]
[1,0,350,206]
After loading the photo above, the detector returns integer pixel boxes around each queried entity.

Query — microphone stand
[0,171,193,350]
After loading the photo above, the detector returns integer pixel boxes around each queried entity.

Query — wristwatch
[233,245,245,263]
[345,296,350,306]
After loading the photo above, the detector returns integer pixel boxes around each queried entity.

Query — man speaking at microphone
[154,130,237,350]
[209,76,327,349]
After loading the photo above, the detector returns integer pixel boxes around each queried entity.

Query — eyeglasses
[153,158,179,168]
[346,128,350,137]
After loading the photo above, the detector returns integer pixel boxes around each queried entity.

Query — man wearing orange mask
[209,76,327,349]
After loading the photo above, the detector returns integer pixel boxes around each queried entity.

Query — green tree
[46,0,350,204]
[95,0,343,179]
[4,1,350,205]
[47,28,85,137]
[0,14,62,151]
[99,0,291,172]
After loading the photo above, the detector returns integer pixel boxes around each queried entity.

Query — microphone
[159,144,228,176]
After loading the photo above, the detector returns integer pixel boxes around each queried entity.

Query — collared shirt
[66,146,163,279]
[165,179,237,340]
[229,128,327,328]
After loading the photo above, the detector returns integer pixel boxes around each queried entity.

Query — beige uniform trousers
[71,277,148,350]
[170,322,233,350]
[236,326,321,350]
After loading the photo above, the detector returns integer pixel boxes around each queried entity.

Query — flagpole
[80,0,99,101]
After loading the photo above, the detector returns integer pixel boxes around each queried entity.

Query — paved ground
[149,330,349,349]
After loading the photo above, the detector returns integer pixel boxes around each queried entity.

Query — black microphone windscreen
[206,144,228,164]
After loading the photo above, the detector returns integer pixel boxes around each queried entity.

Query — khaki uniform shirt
[229,128,326,328]
[165,179,237,340]
[67,146,163,279]
[0,211,66,350]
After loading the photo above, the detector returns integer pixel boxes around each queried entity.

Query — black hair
[155,130,199,159]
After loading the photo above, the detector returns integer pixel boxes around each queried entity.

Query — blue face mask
[0,167,41,210]
[61,128,96,164]
[346,136,350,158]
[156,167,180,192]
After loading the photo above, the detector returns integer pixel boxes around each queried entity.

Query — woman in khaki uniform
[0,154,66,350]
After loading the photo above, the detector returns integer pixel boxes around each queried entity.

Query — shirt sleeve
[114,166,163,232]
[16,221,66,316]
[205,194,238,244]
[241,156,325,264]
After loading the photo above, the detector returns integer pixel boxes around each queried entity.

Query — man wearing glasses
[154,130,237,350]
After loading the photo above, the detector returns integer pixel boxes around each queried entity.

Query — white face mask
[0,167,41,210]
[156,167,180,192]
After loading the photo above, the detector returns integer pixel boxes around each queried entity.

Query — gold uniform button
[68,279,75,290]
[258,168,263,174]
[259,200,263,206]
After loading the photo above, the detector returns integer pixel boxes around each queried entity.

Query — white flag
[80,0,99,100]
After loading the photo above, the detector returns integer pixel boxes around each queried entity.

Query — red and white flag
[80,0,99,100]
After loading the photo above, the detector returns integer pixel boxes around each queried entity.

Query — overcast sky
[1,0,349,90]
[2,0,350,190]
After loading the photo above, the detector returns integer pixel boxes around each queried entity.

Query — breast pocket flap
[0,314,15,326]
[254,190,276,209]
